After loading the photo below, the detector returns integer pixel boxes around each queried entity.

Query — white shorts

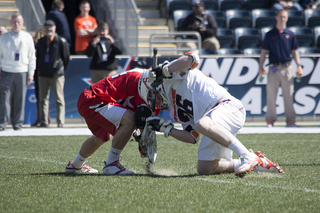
[198,98,246,161]
[93,103,126,129]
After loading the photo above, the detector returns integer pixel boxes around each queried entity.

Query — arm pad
[185,125,200,144]
[185,51,200,69]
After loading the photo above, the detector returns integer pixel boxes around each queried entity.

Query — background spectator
[74,0,98,54]
[180,0,220,52]
[36,20,70,127]
[0,26,8,35]
[0,13,36,131]
[46,0,71,48]
[259,9,301,128]
[270,0,303,11]
[85,22,122,83]
[300,0,320,9]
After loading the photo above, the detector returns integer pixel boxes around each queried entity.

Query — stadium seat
[218,48,242,55]
[218,0,243,11]
[260,26,272,42]
[304,9,320,28]
[173,10,193,31]
[166,0,193,20]
[206,10,226,28]
[216,28,235,48]
[225,10,251,29]
[251,9,276,29]
[287,10,304,27]
[288,27,314,47]
[314,26,320,48]
[192,0,218,10]
[243,0,271,10]
[243,48,261,55]
[201,49,217,55]
[298,47,320,55]
[234,27,260,50]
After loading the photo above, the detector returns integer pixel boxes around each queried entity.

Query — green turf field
[1,134,319,213]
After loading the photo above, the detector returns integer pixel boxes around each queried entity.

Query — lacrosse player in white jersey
[143,52,284,176]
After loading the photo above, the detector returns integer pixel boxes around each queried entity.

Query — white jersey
[162,69,230,126]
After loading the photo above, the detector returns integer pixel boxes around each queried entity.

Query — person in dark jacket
[46,0,71,48]
[36,20,70,127]
[180,0,220,52]
[85,22,122,83]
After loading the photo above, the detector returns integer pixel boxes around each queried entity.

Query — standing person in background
[85,22,122,84]
[36,20,70,128]
[74,0,98,55]
[300,0,320,9]
[259,9,302,128]
[46,0,71,49]
[0,13,36,131]
[180,0,220,52]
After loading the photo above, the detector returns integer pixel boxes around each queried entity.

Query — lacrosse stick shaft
[152,48,158,116]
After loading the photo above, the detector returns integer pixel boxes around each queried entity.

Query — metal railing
[149,31,202,56]
[15,0,45,32]
[97,0,143,56]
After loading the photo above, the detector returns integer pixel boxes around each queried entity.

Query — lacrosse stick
[140,48,158,164]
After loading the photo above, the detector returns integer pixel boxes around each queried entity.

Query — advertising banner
[24,56,320,124]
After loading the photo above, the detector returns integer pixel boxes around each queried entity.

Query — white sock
[107,147,122,165]
[233,159,241,172]
[72,152,87,168]
[228,138,251,157]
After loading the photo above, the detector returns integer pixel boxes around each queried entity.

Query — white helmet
[138,70,169,108]
[138,70,153,106]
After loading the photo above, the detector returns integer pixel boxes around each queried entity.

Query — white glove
[146,116,173,138]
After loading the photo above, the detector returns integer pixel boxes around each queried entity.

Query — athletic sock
[228,138,251,157]
[72,152,87,168]
[107,147,122,165]
[233,158,241,172]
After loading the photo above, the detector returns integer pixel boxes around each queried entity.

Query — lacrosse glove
[150,61,170,87]
[146,116,173,138]
[132,129,148,158]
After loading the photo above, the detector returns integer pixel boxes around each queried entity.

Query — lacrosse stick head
[141,123,157,164]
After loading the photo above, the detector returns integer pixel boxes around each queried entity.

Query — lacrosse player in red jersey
[65,68,160,175]
[145,52,284,176]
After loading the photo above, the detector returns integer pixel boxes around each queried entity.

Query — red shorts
[77,89,128,141]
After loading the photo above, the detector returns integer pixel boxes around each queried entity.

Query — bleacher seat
[166,0,193,19]
[288,27,314,47]
[287,10,304,27]
[218,48,242,55]
[260,26,272,42]
[216,28,235,48]
[251,9,276,29]
[314,26,320,48]
[304,9,320,28]
[218,0,243,11]
[173,10,193,31]
[234,27,260,50]
[206,10,226,28]
[243,48,261,55]
[192,0,218,10]
[225,10,251,29]
[298,47,320,55]
[243,0,271,10]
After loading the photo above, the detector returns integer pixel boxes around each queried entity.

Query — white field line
[194,177,320,194]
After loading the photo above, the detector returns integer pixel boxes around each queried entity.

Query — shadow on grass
[29,172,199,178]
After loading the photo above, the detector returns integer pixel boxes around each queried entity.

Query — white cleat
[103,161,136,175]
[65,160,98,174]
[235,153,262,177]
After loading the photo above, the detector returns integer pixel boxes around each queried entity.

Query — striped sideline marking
[0,127,319,136]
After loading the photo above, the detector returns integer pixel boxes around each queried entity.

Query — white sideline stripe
[195,177,320,194]
[0,127,319,136]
